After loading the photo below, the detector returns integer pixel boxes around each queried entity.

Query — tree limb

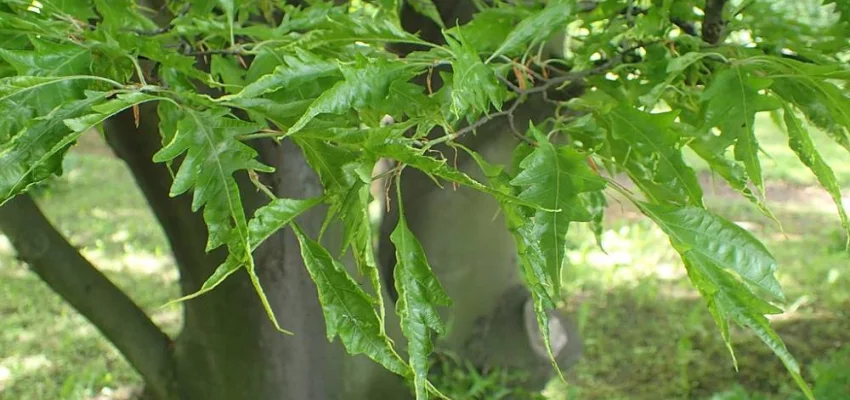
[0,194,178,400]
[702,0,728,44]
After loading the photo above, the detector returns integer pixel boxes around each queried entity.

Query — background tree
[1,0,848,399]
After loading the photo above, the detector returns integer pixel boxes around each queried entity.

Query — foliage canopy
[1,0,849,398]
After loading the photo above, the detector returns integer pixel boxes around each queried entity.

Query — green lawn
[1,116,848,399]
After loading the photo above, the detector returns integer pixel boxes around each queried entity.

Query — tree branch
[702,0,728,44]
[0,194,178,400]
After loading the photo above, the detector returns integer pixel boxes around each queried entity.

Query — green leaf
[152,108,272,251]
[0,40,93,135]
[487,0,573,62]
[510,126,606,297]
[701,67,782,195]
[782,106,850,244]
[292,224,408,376]
[686,134,777,222]
[287,57,412,135]
[444,33,506,117]
[167,197,323,310]
[406,0,444,28]
[447,7,531,54]
[93,0,158,31]
[765,58,850,155]
[222,49,340,101]
[64,92,167,132]
[644,202,811,398]
[391,203,450,400]
[640,204,785,301]
[0,92,107,204]
[462,143,565,380]
[606,106,704,207]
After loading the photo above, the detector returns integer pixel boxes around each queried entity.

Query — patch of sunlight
[0,234,11,256]
[81,248,175,279]
[0,365,10,391]
[567,223,685,287]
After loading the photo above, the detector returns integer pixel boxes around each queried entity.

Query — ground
[0,115,848,399]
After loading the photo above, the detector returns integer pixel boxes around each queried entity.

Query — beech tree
[0,0,848,398]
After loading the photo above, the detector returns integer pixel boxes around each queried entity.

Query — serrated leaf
[0,92,107,204]
[287,57,412,135]
[701,67,782,195]
[641,203,785,301]
[168,197,323,311]
[782,106,850,244]
[510,126,606,297]
[152,108,272,251]
[444,33,506,117]
[222,49,340,101]
[640,202,812,398]
[462,143,564,380]
[292,224,408,376]
[607,106,704,206]
[765,58,850,155]
[646,204,814,400]
[391,206,450,400]
[487,0,573,62]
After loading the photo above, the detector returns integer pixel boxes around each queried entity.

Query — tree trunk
[101,105,408,399]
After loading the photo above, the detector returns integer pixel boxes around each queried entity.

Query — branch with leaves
[2,0,850,398]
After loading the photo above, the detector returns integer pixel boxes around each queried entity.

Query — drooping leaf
[462,142,564,379]
[292,224,408,376]
[700,67,782,195]
[642,203,810,398]
[391,202,450,400]
[605,105,704,207]
[169,197,324,308]
[510,126,606,298]
[782,106,850,243]
[640,203,785,301]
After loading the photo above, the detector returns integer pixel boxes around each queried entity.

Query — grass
[1,115,849,399]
